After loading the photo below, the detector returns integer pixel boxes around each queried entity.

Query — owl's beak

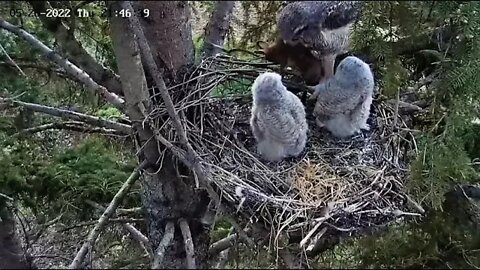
[322,54,336,81]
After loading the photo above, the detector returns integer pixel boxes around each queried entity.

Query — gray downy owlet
[312,56,374,138]
[250,72,308,162]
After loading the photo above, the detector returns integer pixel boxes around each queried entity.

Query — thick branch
[202,1,236,58]
[178,219,196,269]
[0,97,131,134]
[151,222,175,269]
[69,164,143,269]
[209,233,241,256]
[0,18,125,109]
[28,1,123,96]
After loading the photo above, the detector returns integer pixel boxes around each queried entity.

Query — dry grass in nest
[290,159,348,206]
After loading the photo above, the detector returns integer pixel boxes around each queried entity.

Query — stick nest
[147,54,420,249]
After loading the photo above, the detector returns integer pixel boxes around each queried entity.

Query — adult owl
[277,1,363,83]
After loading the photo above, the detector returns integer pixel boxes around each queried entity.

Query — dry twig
[0,43,26,76]
[85,200,152,260]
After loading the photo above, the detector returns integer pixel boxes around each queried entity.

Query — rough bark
[0,203,29,269]
[109,1,210,268]
[202,1,236,58]
[28,1,124,96]
[133,1,195,85]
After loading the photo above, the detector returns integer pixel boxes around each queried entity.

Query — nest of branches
[146,53,421,252]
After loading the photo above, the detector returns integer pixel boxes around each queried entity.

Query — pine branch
[0,18,125,109]
[12,121,126,137]
[0,97,131,134]
[27,1,124,96]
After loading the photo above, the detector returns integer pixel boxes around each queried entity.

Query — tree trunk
[202,1,236,58]
[109,1,210,268]
[0,204,29,269]
[132,1,195,85]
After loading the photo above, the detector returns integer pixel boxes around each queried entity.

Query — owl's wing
[256,105,301,145]
[314,82,363,116]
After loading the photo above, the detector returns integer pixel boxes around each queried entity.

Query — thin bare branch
[386,99,423,114]
[122,223,152,259]
[178,219,196,269]
[0,60,67,75]
[0,18,125,109]
[0,97,131,134]
[0,43,26,76]
[117,207,144,216]
[69,163,144,269]
[12,121,126,137]
[59,218,145,232]
[152,222,175,269]
[84,200,152,258]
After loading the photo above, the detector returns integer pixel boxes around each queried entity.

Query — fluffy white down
[250,72,308,161]
[313,56,374,138]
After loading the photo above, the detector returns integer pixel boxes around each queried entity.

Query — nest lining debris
[146,54,419,247]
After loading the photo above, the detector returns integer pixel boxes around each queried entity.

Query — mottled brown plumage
[277,1,363,82]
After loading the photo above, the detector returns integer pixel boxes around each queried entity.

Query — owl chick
[250,72,308,162]
[312,56,374,138]
[277,1,363,83]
